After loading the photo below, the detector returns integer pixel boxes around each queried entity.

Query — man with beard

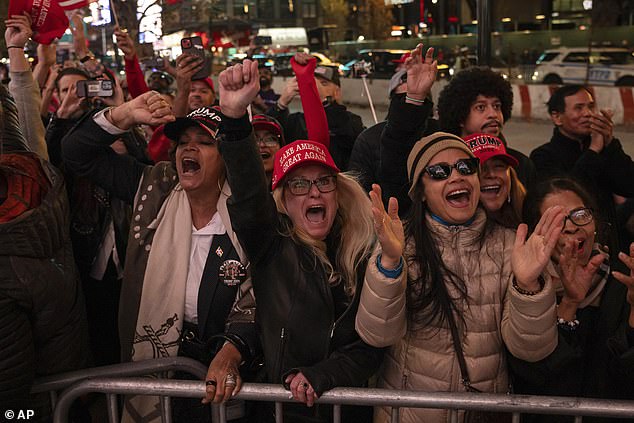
[251,68,280,114]
[437,66,536,190]
[531,84,634,253]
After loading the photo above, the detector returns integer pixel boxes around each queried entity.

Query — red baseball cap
[463,133,519,168]
[392,52,411,64]
[252,114,285,145]
[200,77,215,91]
[271,140,339,190]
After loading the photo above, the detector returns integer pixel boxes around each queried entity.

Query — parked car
[531,47,634,86]
[450,55,522,81]
[356,49,410,79]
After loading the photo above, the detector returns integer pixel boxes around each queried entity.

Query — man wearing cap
[173,52,217,117]
[147,70,175,95]
[251,114,285,185]
[269,62,364,170]
[61,95,259,421]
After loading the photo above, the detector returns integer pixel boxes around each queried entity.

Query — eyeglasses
[423,158,480,180]
[285,175,337,196]
[562,207,594,230]
[256,135,280,147]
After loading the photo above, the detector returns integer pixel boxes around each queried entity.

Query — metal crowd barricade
[52,378,634,423]
[31,357,209,423]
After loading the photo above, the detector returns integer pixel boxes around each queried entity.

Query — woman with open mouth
[356,129,565,423]
[212,60,384,422]
[61,93,258,422]
[509,177,634,423]
[463,132,526,229]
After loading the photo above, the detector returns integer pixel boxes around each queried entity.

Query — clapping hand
[405,43,437,103]
[219,59,260,119]
[512,206,566,291]
[370,184,405,270]
[558,239,605,304]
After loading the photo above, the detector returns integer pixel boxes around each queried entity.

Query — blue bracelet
[376,254,403,278]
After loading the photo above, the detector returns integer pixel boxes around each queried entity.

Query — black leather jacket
[219,115,384,421]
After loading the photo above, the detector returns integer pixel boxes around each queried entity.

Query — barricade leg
[390,407,399,423]
[106,394,118,423]
[275,402,284,423]
[333,404,341,423]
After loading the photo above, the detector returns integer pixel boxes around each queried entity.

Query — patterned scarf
[0,154,49,223]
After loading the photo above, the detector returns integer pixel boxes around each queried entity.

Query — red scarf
[290,57,330,148]
[0,154,50,223]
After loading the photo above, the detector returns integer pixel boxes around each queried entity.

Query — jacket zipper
[275,327,286,379]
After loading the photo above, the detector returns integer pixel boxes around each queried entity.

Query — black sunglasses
[562,207,593,231]
[423,157,480,180]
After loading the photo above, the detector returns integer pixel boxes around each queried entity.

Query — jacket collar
[425,207,487,248]
[552,127,590,152]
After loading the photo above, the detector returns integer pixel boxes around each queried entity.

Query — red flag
[57,0,97,10]
[8,0,96,45]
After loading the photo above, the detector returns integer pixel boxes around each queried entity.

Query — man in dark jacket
[268,65,364,170]
[531,84,634,253]
[47,66,151,365]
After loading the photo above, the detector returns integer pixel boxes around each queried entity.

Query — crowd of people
[2,10,634,423]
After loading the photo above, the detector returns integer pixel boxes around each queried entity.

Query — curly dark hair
[437,67,513,136]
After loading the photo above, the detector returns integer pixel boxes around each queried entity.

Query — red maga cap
[271,140,339,190]
[463,133,519,168]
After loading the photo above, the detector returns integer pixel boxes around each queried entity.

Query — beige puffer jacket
[356,209,558,423]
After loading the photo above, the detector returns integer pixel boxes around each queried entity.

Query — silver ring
[225,373,237,386]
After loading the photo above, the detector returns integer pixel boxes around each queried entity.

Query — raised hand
[278,77,299,108]
[556,240,606,320]
[613,243,634,326]
[558,240,605,304]
[175,53,203,87]
[405,43,437,102]
[219,59,260,119]
[370,184,404,269]
[5,13,32,49]
[202,343,242,404]
[512,206,566,291]
[56,83,86,120]
[37,43,57,66]
[114,27,137,61]
[109,91,175,130]
[285,371,318,407]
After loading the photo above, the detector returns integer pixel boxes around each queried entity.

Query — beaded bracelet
[405,95,427,104]
[376,254,403,279]
[512,275,545,296]
[557,316,580,331]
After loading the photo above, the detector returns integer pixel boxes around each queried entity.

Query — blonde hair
[272,172,376,297]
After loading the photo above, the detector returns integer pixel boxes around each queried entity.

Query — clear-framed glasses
[255,135,280,147]
[285,175,337,196]
[562,207,594,231]
[423,157,480,180]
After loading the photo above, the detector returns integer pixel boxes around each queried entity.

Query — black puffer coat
[0,86,90,421]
